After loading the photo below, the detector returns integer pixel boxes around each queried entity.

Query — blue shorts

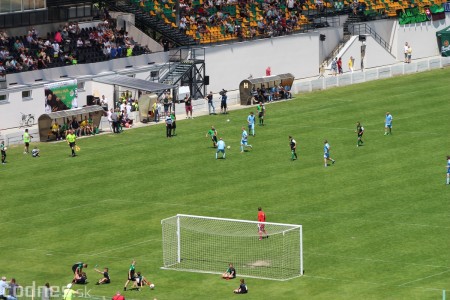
[241,140,247,145]
[217,149,225,153]
[385,123,392,128]
[324,153,329,159]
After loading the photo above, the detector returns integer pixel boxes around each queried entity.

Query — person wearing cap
[216,137,226,159]
[63,284,79,300]
[205,91,215,115]
[0,276,8,300]
[112,291,125,300]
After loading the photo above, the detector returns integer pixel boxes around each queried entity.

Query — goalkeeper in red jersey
[258,207,268,240]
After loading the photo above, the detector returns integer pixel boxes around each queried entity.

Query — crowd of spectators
[0,16,150,74]
[251,83,292,103]
[140,0,314,42]
[46,114,100,141]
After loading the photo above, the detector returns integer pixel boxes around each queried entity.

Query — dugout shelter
[37,106,104,142]
[239,73,295,105]
[138,93,158,122]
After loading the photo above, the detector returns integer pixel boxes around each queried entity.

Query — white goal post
[161,214,303,281]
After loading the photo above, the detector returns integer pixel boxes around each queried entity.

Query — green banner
[399,7,429,25]
[44,80,78,112]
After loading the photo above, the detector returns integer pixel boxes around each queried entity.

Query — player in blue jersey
[247,112,256,136]
[323,140,335,167]
[240,127,253,153]
[216,138,226,159]
[447,155,450,185]
[385,112,393,135]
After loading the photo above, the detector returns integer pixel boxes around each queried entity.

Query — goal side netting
[161,214,303,281]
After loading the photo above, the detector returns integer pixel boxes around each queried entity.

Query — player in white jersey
[240,127,253,153]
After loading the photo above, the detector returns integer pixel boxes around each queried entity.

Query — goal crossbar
[161,214,303,228]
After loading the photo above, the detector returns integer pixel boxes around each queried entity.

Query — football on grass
[227,146,230,149]
[149,283,155,289]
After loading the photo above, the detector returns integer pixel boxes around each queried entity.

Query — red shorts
[185,105,192,113]
[258,224,265,231]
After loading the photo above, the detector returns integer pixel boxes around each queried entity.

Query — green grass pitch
[1,68,449,299]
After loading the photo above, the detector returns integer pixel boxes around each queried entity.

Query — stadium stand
[108,0,448,45]
[0,17,150,74]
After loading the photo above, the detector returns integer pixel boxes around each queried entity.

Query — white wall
[205,33,325,92]
[91,82,115,108]
[340,35,397,71]
[0,86,45,130]
[318,27,344,63]
[394,14,450,60]
[363,19,396,45]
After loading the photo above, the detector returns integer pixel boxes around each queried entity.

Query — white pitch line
[304,274,443,292]
[398,269,450,286]
[0,199,111,226]
[90,239,160,256]
[309,252,450,270]
[5,247,159,262]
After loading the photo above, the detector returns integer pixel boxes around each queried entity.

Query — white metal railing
[294,56,450,93]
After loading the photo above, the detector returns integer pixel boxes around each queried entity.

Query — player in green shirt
[1,140,6,164]
[256,102,265,126]
[206,126,218,147]
[23,128,33,154]
[66,130,77,157]
[124,260,136,291]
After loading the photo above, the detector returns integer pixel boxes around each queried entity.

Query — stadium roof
[38,106,105,120]
[93,75,174,92]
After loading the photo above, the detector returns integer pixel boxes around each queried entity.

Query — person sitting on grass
[73,272,87,284]
[94,267,110,285]
[233,279,248,294]
[31,146,40,157]
[222,263,236,280]
[132,272,152,290]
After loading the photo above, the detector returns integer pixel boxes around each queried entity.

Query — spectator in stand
[76,37,84,48]
[52,41,60,59]
[179,20,187,34]
[54,30,62,43]
[110,45,117,58]
[265,66,271,76]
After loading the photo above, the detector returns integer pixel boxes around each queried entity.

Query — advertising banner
[44,80,78,112]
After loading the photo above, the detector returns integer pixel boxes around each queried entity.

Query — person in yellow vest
[50,119,61,140]
[63,283,79,300]
[348,56,354,73]
[66,129,77,157]
[22,128,33,154]
[126,46,132,57]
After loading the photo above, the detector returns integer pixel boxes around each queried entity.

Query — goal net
[161,214,303,281]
